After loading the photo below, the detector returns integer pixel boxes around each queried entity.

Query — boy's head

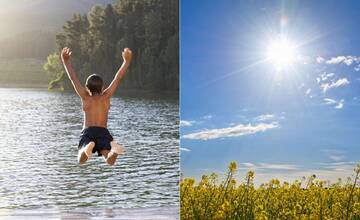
[85,74,103,95]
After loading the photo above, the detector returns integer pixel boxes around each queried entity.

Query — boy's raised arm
[61,47,87,98]
[103,48,132,97]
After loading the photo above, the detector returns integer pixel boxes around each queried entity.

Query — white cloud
[319,161,356,171]
[319,72,335,81]
[260,163,299,170]
[241,162,255,168]
[239,162,299,171]
[320,78,349,93]
[250,163,356,186]
[322,149,345,162]
[326,56,346,64]
[324,98,337,105]
[355,64,360,72]
[329,154,344,161]
[335,99,344,109]
[344,59,355,65]
[201,114,213,120]
[254,114,275,122]
[180,147,191,152]
[191,161,358,187]
[316,56,325,63]
[324,98,344,109]
[180,120,195,127]
[182,122,279,140]
[325,56,359,65]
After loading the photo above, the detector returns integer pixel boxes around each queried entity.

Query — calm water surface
[0,88,179,211]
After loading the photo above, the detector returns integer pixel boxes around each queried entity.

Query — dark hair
[85,74,103,95]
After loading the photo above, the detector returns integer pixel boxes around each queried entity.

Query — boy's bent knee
[78,151,88,164]
[106,160,115,166]
[105,151,118,166]
[78,157,87,164]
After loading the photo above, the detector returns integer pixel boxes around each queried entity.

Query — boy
[61,47,132,166]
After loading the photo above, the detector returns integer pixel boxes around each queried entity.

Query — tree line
[44,0,179,94]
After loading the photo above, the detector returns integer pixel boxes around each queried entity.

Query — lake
[0,88,179,219]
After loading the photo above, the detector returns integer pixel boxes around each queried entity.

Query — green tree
[44,0,179,94]
[43,52,64,90]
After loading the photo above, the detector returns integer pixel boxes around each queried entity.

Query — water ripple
[0,88,179,210]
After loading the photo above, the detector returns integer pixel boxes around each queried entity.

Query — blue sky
[181,0,360,184]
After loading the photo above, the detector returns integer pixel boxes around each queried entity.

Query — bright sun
[266,38,296,70]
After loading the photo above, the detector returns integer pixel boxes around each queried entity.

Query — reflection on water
[0,88,179,210]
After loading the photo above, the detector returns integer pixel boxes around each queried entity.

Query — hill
[0,0,117,39]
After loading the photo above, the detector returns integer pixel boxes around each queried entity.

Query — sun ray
[196,58,268,88]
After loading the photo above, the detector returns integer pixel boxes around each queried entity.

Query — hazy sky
[181,0,360,185]
[0,0,115,39]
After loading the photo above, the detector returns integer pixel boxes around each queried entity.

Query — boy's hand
[122,48,132,63]
[61,47,72,62]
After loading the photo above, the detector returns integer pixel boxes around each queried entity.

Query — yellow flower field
[180,162,360,220]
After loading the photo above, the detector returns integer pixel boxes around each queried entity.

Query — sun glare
[266,38,296,71]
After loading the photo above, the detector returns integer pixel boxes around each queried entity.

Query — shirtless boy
[61,47,132,166]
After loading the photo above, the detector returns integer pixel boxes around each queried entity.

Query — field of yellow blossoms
[180,162,360,220]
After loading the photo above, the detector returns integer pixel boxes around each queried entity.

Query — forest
[44,0,179,94]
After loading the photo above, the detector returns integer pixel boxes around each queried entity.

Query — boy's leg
[78,141,95,164]
[100,141,124,166]
[100,149,112,164]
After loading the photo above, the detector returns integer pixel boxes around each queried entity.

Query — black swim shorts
[78,126,113,156]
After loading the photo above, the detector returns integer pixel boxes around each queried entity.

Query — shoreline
[0,84,179,99]
[0,206,179,220]
[0,83,49,89]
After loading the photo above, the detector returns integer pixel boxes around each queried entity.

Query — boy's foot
[111,141,125,155]
[106,141,124,166]
[78,141,95,164]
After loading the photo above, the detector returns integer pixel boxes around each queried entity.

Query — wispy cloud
[233,161,357,186]
[252,162,356,186]
[180,120,195,127]
[324,98,337,105]
[305,88,312,98]
[325,56,359,65]
[335,100,344,109]
[201,114,213,120]
[180,147,191,152]
[322,149,345,162]
[355,64,360,72]
[241,162,255,167]
[182,122,279,140]
[317,55,360,72]
[192,162,358,187]
[254,114,275,122]
[320,78,349,93]
[240,162,299,170]
[316,56,325,63]
[329,154,344,162]
[319,161,356,171]
[317,72,335,83]
[324,98,344,109]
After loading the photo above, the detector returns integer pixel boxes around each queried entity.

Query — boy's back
[61,47,132,166]
[82,94,110,128]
